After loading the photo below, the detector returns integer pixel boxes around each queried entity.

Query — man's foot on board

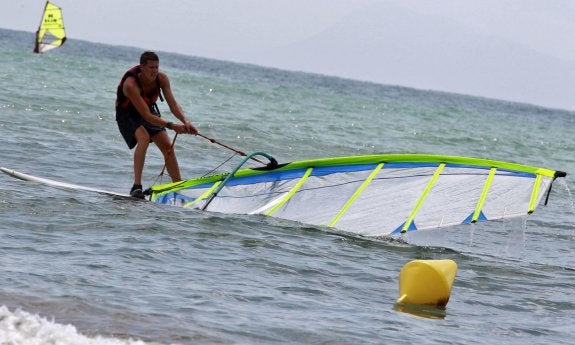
[130,184,145,199]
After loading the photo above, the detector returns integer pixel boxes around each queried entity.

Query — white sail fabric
[150,154,564,237]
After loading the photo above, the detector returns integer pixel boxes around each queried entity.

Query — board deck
[0,167,133,199]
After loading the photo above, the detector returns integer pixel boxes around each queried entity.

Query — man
[116,51,198,198]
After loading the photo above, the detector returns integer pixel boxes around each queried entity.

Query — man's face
[141,60,159,81]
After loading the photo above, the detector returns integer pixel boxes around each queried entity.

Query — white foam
[0,306,150,345]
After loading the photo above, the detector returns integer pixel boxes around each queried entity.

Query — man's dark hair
[140,51,159,65]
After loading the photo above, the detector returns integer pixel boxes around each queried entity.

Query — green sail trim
[150,154,559,196]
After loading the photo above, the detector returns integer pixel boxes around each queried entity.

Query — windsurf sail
[33,1,66,54]
[149,153,567,237]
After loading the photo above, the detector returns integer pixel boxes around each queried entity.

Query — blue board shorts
[116,104,165,149]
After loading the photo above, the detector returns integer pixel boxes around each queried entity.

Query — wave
[0,306,150,345]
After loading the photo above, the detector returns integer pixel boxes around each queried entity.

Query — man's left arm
[160,73,198,134]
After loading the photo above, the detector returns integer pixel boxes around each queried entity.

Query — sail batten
[329,162,384,227]
[471,167,497,223]
[265,167,314,216]
[402,163,445,233]
[34,1,66,54]
[528,174,543,214]
[149,154,566,237]
[183,181,221,209]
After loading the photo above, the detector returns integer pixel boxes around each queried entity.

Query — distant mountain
[236,2,575,110]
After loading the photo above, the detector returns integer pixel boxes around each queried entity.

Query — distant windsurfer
[115,51,198,198]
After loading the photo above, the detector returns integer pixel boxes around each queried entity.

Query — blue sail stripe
[183,163,537,190]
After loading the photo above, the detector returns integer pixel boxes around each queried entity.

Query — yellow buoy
[396,259,457,307]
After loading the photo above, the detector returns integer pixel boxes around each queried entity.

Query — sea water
[1,28,575,345]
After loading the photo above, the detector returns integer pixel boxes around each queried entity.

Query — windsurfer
[115,51,198,198]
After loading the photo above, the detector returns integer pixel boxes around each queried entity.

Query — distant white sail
[34,1,66,54]
[150,154,566,237]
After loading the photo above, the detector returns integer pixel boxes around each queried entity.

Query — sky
[2,0,575,110]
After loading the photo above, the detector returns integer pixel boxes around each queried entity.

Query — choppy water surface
[1,29,575,344]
